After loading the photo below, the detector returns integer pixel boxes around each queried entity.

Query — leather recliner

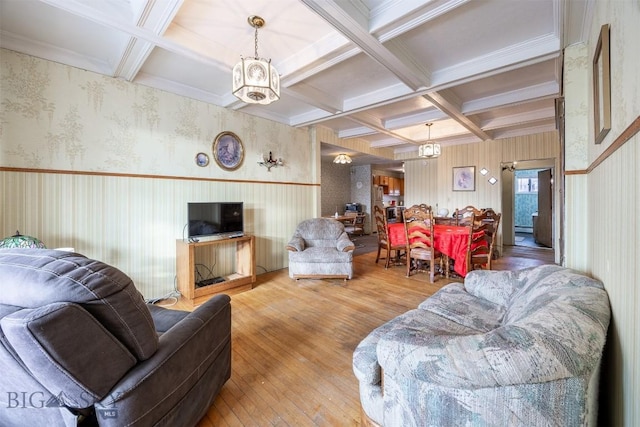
[0,249,231,427]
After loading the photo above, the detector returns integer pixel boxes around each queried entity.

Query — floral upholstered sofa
[353,265,611,426]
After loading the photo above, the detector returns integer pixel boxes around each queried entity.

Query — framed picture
[212,131,244,170]
[592,24,611,145]
[453,166,476,191]
[195,152,209,167]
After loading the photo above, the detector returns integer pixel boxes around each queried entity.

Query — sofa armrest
[96,294,231,426]
[336,232,355,252]
[286,236,305,252]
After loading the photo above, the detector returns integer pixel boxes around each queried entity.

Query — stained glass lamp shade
[0,230,46,248]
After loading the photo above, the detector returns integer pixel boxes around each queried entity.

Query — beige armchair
[286,218,355,280]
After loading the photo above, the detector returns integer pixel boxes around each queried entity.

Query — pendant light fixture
[232,15,280,105]
[418,123,441,158]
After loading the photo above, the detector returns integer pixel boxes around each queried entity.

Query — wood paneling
[0,170,317,299]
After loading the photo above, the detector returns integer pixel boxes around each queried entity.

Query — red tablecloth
[387,223,486,277]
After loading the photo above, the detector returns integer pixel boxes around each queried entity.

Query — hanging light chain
[254,25,259,59]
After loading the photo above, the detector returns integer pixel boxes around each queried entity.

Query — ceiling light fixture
[418,123,441,158]
[232,15,280,105]
[333,154,352,164]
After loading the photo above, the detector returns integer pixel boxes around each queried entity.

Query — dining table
[387,222,487,277]
[324,214,357,223]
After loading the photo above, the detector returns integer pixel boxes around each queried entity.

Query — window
[516,177,538,194]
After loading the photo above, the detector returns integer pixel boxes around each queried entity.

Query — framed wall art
[592,23,611,145]
[453,166,476,191]
[195,152,209,167]
[213,131,244,170]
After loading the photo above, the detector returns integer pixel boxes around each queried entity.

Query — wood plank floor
[166,246,555,427]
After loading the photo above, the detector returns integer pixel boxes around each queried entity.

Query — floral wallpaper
[0,48,319,302]
[0,49,313,183]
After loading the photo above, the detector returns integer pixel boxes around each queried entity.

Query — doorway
[501,159,557,259]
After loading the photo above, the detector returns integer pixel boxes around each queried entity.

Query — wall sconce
[480,167,489,175]
[488,177,498,185]
[258,151,283,171]
[501,162,517,172]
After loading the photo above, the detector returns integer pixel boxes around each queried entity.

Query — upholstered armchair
[0,249,231,427]
[286,218,355,280]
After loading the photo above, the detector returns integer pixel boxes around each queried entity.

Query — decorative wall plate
[195,152,209,167]
[212,131,244,171]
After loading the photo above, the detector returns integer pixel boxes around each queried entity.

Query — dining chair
[403,204,443,283]
[373,205,404,268]
[344,213,365,237]
[467,209,502,272]
[454,205,482,226]
[442,214,475,278]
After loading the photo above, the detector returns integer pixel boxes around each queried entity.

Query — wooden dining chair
[467,209,502,272]
[454,205,482,226]
[344,213,365,236]
[373,205,404,268]
[403,204,443,283]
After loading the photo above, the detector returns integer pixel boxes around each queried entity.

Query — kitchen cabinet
[375,174,404,196]
[388,177,403,196]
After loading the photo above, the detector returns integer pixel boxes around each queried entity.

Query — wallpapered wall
[0,48,319,299]
[0,49,313,181]
[563,1,640,425]
[320,160,351,218]
[350,164,373,234]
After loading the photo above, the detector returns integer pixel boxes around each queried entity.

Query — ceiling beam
[423,92,492,141]
[301,0,429,90]
[347,112,417,145]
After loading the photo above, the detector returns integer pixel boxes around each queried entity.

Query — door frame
[501,158,560,262]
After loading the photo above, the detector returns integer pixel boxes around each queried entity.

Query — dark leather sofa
[0,249,231,426]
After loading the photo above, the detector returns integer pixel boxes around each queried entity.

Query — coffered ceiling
[0,0,592,168]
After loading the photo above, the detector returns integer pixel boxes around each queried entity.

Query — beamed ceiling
[0,0,593,169]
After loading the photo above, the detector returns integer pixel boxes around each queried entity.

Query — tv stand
[176,235,255,307]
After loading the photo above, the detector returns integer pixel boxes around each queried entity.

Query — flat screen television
[187,202,244,241]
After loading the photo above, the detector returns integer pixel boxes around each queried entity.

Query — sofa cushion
[419,282,506,332]
[0,249,158,360]
[1,302,136,405]
[463,269,522,307]
[505,265,606,324]
[288,246,353,263]
[147,304,190,334]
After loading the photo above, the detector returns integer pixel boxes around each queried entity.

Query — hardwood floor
[165,246,555,427]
